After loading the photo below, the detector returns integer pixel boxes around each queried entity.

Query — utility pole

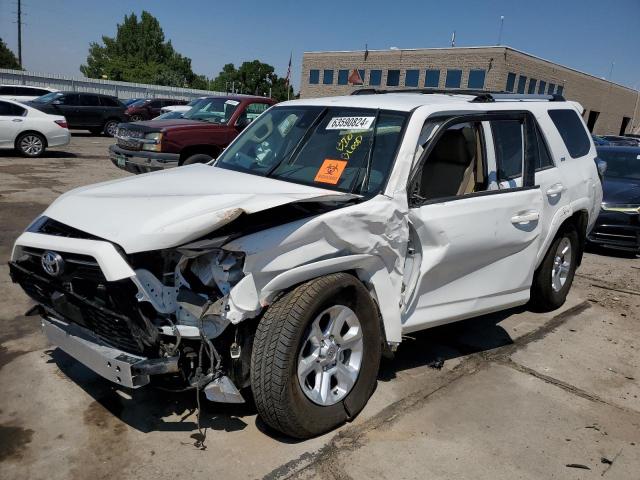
[17,0,23,67]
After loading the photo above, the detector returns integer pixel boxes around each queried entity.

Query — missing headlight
[188,249,245,295]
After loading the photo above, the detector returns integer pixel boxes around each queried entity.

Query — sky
[1,0,639,91]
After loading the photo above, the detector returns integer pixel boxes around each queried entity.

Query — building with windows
[300,46,640,135]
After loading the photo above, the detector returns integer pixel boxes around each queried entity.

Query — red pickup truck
[110,95,275,173]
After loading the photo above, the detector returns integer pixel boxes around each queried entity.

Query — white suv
[10,90,602,438]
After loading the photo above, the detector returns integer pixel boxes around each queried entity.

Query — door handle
[12,118,23,122]
[511,210,540,224]
[546,183,565,196]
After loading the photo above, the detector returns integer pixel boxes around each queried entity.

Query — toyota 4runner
[10,90,602,439]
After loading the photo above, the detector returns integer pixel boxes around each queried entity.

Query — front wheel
[103,120,119,137]
[181,153,214,166]
[530,226,579,311]
[16,132,46,157]
[251,273,381,439]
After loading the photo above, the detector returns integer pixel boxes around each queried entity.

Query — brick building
[300,46,640,136]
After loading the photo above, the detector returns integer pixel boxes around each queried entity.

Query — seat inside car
[420,128,475,200]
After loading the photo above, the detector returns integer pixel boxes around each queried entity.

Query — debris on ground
[427,357,445,370]
[566,463,591,470]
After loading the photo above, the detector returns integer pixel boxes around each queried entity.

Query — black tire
[16,132,46,157]
[103,119,119,137]
[251,273,381,439]
[530,225,579,312]
[181,153,213,166]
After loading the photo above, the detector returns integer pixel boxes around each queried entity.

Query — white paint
[0,98,70,151]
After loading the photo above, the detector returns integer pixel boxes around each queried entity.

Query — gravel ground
[0,136,638,479]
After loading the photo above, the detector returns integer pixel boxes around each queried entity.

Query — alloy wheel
[297,305,364,406]
[20,135,44,156]
[551,237,572,292]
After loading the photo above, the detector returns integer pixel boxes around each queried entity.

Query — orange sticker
[314,159,348,185]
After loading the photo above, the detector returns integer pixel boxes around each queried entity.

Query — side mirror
[235,117,252,130]
[595,157,607,178]
[52,99,62,105]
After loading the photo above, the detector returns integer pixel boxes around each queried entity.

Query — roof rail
[350,88,565,103]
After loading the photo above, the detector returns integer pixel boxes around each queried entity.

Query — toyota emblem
[41,251,64,277]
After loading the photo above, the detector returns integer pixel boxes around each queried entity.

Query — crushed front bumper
[42,316,178,389]
[109,144,179,174]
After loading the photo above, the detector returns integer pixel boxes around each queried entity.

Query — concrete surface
[0,136,638,479]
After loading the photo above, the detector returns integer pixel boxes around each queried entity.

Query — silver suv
[10,90,602,438]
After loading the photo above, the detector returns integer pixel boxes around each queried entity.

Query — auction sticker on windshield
[326,117,375,130]
[314,159,348,184]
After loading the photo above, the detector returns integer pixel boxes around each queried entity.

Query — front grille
[116,127,144,151]
[10,253,154,355]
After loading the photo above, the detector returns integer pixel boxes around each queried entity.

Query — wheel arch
[247,254,402,345]
[14,130,48,149]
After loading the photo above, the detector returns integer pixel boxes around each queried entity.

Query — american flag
[285,52,292,86]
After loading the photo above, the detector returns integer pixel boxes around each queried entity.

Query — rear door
[0,101,25,147]
[402,112,544,333]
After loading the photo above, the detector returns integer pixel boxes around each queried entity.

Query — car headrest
[431,129,472,166]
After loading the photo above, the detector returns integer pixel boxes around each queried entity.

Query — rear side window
[535,125,554,170]
[60,94,79,105]
[100,96,121,107]
[0,101,26,116]
[80,94,101,106]
[548,109,590,158]
[0,86,16,95]
[491,120,523,180]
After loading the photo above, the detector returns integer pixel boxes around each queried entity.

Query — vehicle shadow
[0,150,77,158]
[45,305,523,443]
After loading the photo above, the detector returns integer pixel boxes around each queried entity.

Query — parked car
[587,145,640,252]
[159,97,204,115]
[27,92,126,136]
[0,98,70,157]
[592,134,609,145]
[9,91,602,438]
[125,98,190,121]
[601,135,640,147]
[110,95,275,173]
[0,84,58,103]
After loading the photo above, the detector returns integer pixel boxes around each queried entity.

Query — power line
[17,0,22,66]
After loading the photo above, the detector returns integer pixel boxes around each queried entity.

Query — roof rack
[350,88,566,103]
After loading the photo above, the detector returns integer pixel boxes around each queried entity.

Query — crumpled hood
[43,165,344,253]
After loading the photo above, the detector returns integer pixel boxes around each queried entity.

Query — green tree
[211,60,293,101]
[0,37,21,69]
[80,11,204,88]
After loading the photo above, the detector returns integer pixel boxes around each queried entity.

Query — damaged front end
[9,236,253,403]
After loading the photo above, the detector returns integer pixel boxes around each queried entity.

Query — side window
[100,96,120,107]
[548,109,590,158]
[415,122,487,201]
[0,101,16,115]
[80,95,100,106]
[491,120,523,181]
[535,125,554,170]
[148,100,162,108]
[59,94,79,105]
[0,86,16,95]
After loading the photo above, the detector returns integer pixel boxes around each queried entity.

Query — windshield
[597,149,640,180]
[215,106,408,194]
[183,97,240,124]
[155,111,183,119]
[32,91,62,104]
[127,99,146,107]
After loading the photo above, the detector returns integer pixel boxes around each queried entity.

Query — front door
[401,113,544,333]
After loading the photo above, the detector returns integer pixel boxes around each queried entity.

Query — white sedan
[0,98,70,157]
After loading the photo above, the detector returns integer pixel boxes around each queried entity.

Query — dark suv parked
[28,92,127,136]
[125,98,189,121]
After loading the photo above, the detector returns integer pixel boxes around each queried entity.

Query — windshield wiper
[353,109,380,194]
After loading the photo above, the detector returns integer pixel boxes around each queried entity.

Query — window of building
[323,70,334,85]
[425,69,440,88]
[516,75,527,94]
[369,70,382,86]
[586,110,600,133]
[547,83,555,94]
[491,120,523,180]
[405,69,419,87]
[445,69,462,88]
[528,78,537,94]
[386,69,400,86]
[538,80,546,94]
[337,69,349,85]
[467,69,486,89]
[620,116,631,135]
[309,69,319,84]
[556,85,564,96]
[506,72,516,92]
[549,109,591,157]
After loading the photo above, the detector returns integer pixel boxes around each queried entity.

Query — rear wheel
[103,120,119,137]
[251,273,381,439]
[16,132,46,157]
[181,153,214,166]
[530,226,578,311]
